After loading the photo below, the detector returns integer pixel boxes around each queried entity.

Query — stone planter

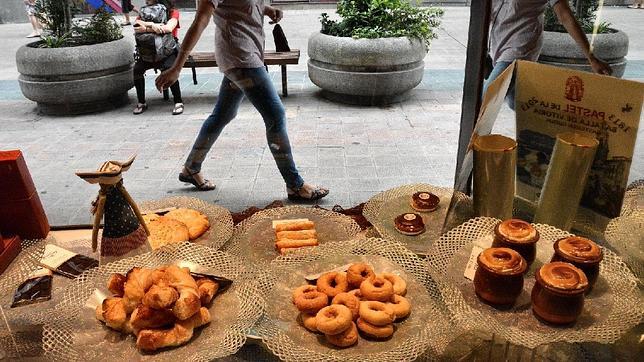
[16,37,134,115]
[538,30,628,78]
[308,32,428,105]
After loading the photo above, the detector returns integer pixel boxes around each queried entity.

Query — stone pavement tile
[350,191,380,206]
[347,166,377,179]
[345,156,374,167]
[315,167,347,179]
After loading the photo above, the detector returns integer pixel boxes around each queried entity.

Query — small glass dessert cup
[474,247,527,307]
[410,191,440,212]
[394,213,425,236]
[551,236,602,292]
[492,219,540,266]
[531,261,589,325]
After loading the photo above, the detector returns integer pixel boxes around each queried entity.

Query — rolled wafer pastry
[276,230,317,240]
[279,246,316,255]
[276,238,319,249]
[274,220,316,232]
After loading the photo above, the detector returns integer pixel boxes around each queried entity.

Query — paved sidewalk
[1,7,642,226]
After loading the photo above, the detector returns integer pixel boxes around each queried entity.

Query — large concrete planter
[308,32,428,105]
[538,30,628,78]
[16,37,134,115]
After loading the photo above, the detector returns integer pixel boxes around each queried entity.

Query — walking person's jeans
[184,67,304,190]
[482,60,515,110]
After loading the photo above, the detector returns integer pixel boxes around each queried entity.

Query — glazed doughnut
[294,290,328,313]
[300,312,319,332]
[332,292,360,320]
[381,273,407,296]
[360,276,394,302]
[325,321,358,348]
[292,285,317,303]
[347,289,363,301]
[359,301,395,326]
[388,294,411,320]
[315,305,353,335]
[356,318,394,339]
[316,272,349,298]
[346,263,375,289]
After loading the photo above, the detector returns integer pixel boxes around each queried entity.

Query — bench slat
[185,50,300,68]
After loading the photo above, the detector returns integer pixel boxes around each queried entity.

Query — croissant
[98,297,132,333]
[143,284,179,310]
[196,278,219,305]
[122,267,156,313]
[130,304,176,331]
[164,265,201,320]
[107,273,127,297]
[136,307,211,351]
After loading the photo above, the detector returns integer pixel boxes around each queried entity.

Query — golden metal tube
[473,134,517,220]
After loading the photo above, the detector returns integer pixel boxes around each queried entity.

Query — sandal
[287,184,329,201]
[179,171,216,191]
[172,103,184,115]
[133,103,147,115]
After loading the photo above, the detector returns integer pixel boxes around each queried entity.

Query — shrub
[320,0,444,47]
[544,0,612,34]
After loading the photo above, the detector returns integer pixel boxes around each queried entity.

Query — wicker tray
[427,217,642,349]
[255,238,457,362]
[224,206,361,265]
[41,242,264,361]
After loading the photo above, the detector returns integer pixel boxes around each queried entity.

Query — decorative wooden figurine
[76,155,150,262]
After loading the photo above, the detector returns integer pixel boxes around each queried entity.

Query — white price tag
[463,235,494,281]
[40,244,77,271]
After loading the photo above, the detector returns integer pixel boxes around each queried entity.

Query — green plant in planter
[545,0,612,34]
[34,0,122,48]
[320,0,443,47]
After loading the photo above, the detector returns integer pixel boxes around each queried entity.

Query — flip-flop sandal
[172,103,184,115]
[133,103,147,115]
[179,172,216,191]
[287,185,329,201]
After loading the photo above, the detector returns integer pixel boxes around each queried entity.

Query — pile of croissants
[95,265,220,351]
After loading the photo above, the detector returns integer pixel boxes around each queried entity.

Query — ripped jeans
[184,67,304,189]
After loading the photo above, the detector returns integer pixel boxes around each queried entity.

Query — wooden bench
[163,50,300,100]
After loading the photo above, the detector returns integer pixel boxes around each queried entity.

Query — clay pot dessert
[410,191,440,212]
[492,219,540,266]
[551,236,602,292]
[394,213,425,236]
[531,262,589,325]
[474,247,527,306]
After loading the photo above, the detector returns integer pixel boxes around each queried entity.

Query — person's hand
[265,6,283,24]
[155,66,181,92]
[152,24,165,34]
[589,55,612,76]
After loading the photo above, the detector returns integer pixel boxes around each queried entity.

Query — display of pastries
[95,265,226,352]
[144,208,210,249]
[410,191,440,212]
[531,262,588,324]
[492,219,540,265]
[273,218,319,254]
[474,247,527,306]
[291,263,410,348]
[394,213,425,236]
[551,236,603,291]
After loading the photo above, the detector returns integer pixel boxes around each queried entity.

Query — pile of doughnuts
[95,265,222,352]
[291,263,411,348]
[273,219,319,255]
[143,208,210,249]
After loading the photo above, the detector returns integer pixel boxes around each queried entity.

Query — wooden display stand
[0,232,22,275]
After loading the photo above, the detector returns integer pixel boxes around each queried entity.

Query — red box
[0,235,22,275]
[0,150,50,239]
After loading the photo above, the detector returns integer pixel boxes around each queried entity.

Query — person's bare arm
[552,1,611,75]
[155,0,214,91]
[263,5,283,24]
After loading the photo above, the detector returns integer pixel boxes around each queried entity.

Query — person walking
[155,0,329,200]
[628,0,643,9]
[484,0,612,109]
[132,0,184,115]
[121,0,139,26]
[24,0,42,38]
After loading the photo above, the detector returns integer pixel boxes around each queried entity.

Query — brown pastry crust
[147,217,190,250]
[554,236,602,263]
[478,248,527,276]
[538,262,588,292]
[410,191,440,212]
[164,208,210,240]
[495,219,539,243]
[394,213,425,236]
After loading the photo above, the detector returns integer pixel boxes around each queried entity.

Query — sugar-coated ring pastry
[317,272,349,298]
[346,263,376,289]
[315,305,353,335]
[347,289,362,300]
[381,273,407,296]
[300,312,319,332]
[359,300,395,326]
[325,321,359,348]
[360,276,394,302]
[294,290,328,313]
[292,285,317,303]
[388,294,411,320]
[332,292,360,320]
[356,318,394,339]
